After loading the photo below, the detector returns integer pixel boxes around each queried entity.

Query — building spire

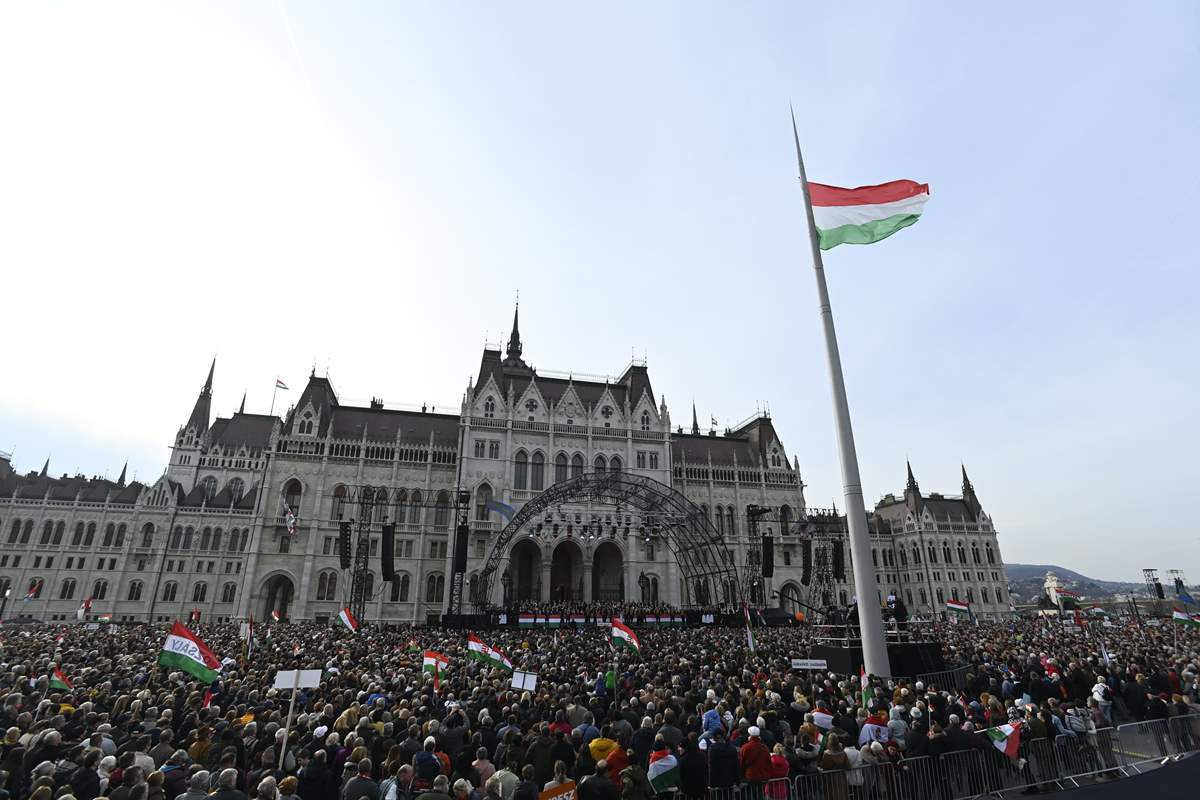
[506,301,522,360]
[117,461,127,486]
[186,358,215,434]
[961,463,973,494]
[239,391,246,415]
[40,457,49,478]
[905,459,918,493]
[691,402,699,435]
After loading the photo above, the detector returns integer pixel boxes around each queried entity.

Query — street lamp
[638,571,649,604]
[0,588,11,624]
[501,571,512,607]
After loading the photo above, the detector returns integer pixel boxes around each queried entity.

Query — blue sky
[1,2,1197,581]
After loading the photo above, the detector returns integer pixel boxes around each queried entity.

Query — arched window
[40,521,53,545]
[83,522,95,546]
[899,549,907,566]
[170,526,183,549]
[211,528,222,551]
[101,523,114,547]
[571,454,584,478]
[986,543,995,564]
[376,488,390,522]
[182,527,194,550]
[957,543,967,563]
[966,586,974,604]
[28,577,44,598]
[484,396,496,418]
[6,520,18,545]
[140,523,155,548]
[951,586,960,601]
[641,411,650,431]
[912,546,921,565]
[726,507,737,536]
[192,582,207,602]
[200,528,212,551]
[475,484,493,521]
[872,549,878,567]
[780,505,793,534]
[409,491,422,525]
[425,574,445,603]
[299,411,314,435]
[239,528,249,551]
[127,580,144,601]
[72,522,84,547]
[531,452,545,490]
[996,587,1005,603]
[943,543,953,563]
[200,476,218,502]
[981,587,990,604]
[394,574,410,602]
[364,572,374,598]
[52,521,64,545]
[609,456,621,473]
[332,484,348,520]
[593,455,607,474]
[21,521,33,544]
[221,582,236,603]
[514,451,528,490]
[114,524,126,548]
[555,453,568,483]
[434,492,450,528]
[316,570,338,601]
[928,544,938,564]
[59,578,76,600]
[394,489,408,524]
[283,479,302,512]
[228,478,245,504]
[226,528,239,552]
[935,587,944,605]
[92,579,108,600]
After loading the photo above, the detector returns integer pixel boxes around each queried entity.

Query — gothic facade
[0,309,1010,624]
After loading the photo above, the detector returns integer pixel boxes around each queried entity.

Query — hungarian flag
[337,608,359,633]
[546,615,561,628]
[96,613,112,623]
[647,749,679,792]
[810,180,929,250]
[271,610,281,622]
[76,596,92,621]
[406,638,421,653]
[985,724,1021,760]
[244,616,255,661]
[742,603,756,654]
[49,668,72,691]
[518,614,536,628]
[282,504,296,536]
[611,619,641,654]
[423,651,450,690]
[467,633,512,671]
[1172,609,1200,627]
[275,378,289,390]
[946,599,971,615]
[158,622,221,682]
[22,579,42,601]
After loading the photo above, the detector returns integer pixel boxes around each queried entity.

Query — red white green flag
[946,599,971,614]
[985,724,1021,759]
[49,668,72,691]
[611,618,641,654]
[158,622,221,682]
[467,633,512,671]
[811,180,929,250]
[337,607,359,633]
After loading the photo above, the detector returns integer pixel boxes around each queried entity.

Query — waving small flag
[946,599,971,615]
[338,607,359,633]
[1172,609,1200,627]
[271,610,281,623]
[647,748,680,792]
[484,498,516,523]
[281,503,297,536]
[96,613,112,623]
[985,724,1021,760]
[76,596,92,621]
[49,668,73,691]
[158,622,221,682]
[22,580,42,602]
[275,378,289,390]
[423,650,450,691]
[406,638,421,653]
[611,619,641,654]
[467,632,512,671]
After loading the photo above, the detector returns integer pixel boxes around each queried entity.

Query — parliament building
[0,308,1011,624]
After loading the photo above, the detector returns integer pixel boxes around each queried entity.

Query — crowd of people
[0,612,1196,800]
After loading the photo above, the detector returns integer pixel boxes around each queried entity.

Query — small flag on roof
[276,378,289,390]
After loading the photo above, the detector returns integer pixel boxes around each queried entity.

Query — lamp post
[501,571,512,608]
[0,588,11,624]
[638,571,649,604]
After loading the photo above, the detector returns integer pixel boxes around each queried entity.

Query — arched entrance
[592,541,623,601]
[778,581,804,613]
[510,539,542,602]
[262,574,294,620]
[550,540,583,602]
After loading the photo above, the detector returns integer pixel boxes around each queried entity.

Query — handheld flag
[49,668,73,691]
[22,580,42,602]
[810,180,929,250]
[158,622,221,682]
[96,613,112,623]
[484,498,516,523]
[271,610,281,623]
[76,596,92,621]
[1171,609,1200,627]
[337,608,360,633]
[647,749,680,792]
[406,638,421,653]
[467,633,512,671]
[859,665,871,708]
[423,651,450,691]
[985,724,1021,760]
[610,619,641,654]
[946,600,971,615]
[742,602,756,654]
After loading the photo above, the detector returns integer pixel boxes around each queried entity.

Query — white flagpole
[790,107,889,678]
[269,380,279,417]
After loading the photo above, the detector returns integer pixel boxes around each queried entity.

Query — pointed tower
[185,359,215,435]
[961,464,982,516]
[40,458,49,478]
[501,302,529,370]
[691,402,700,435]
[169,359,214,488]
[117,462,127,486]
[238,392,246,415]
[904,460,923,514]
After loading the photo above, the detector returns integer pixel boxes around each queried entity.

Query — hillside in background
[1005,563,1160,601]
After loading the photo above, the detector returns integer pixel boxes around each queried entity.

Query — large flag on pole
[611,619,641,654]
[158,622,221,682]
[338,608,360,633]
[467,633,512,671]
[810,180,929,250]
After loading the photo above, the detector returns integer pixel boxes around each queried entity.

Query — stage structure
[475,472,742,609]
[749,505,849,623]
[326,485,385,626]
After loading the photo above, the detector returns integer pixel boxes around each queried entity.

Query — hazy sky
[2,2,1197,582]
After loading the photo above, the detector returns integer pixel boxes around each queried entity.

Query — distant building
[0,306,1010,623]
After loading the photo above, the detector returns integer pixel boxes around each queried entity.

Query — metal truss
[476,472,742,608]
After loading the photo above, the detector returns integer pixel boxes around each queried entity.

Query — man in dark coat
[705,729,740,789]
[577,761,617,800]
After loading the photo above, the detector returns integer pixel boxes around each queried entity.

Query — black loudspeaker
[1175,577,1186,594]
[761,535,774,578]
[1155,581,1165,600]
[338,521,352,569]
[832,541,846,581]
[380,523,396,582]
[801,540,813,586]
[453,522,470,574]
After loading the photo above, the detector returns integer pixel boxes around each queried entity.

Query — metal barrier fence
[913,664,971,691]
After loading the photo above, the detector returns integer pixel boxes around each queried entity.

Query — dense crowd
[0,613,1196,800]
